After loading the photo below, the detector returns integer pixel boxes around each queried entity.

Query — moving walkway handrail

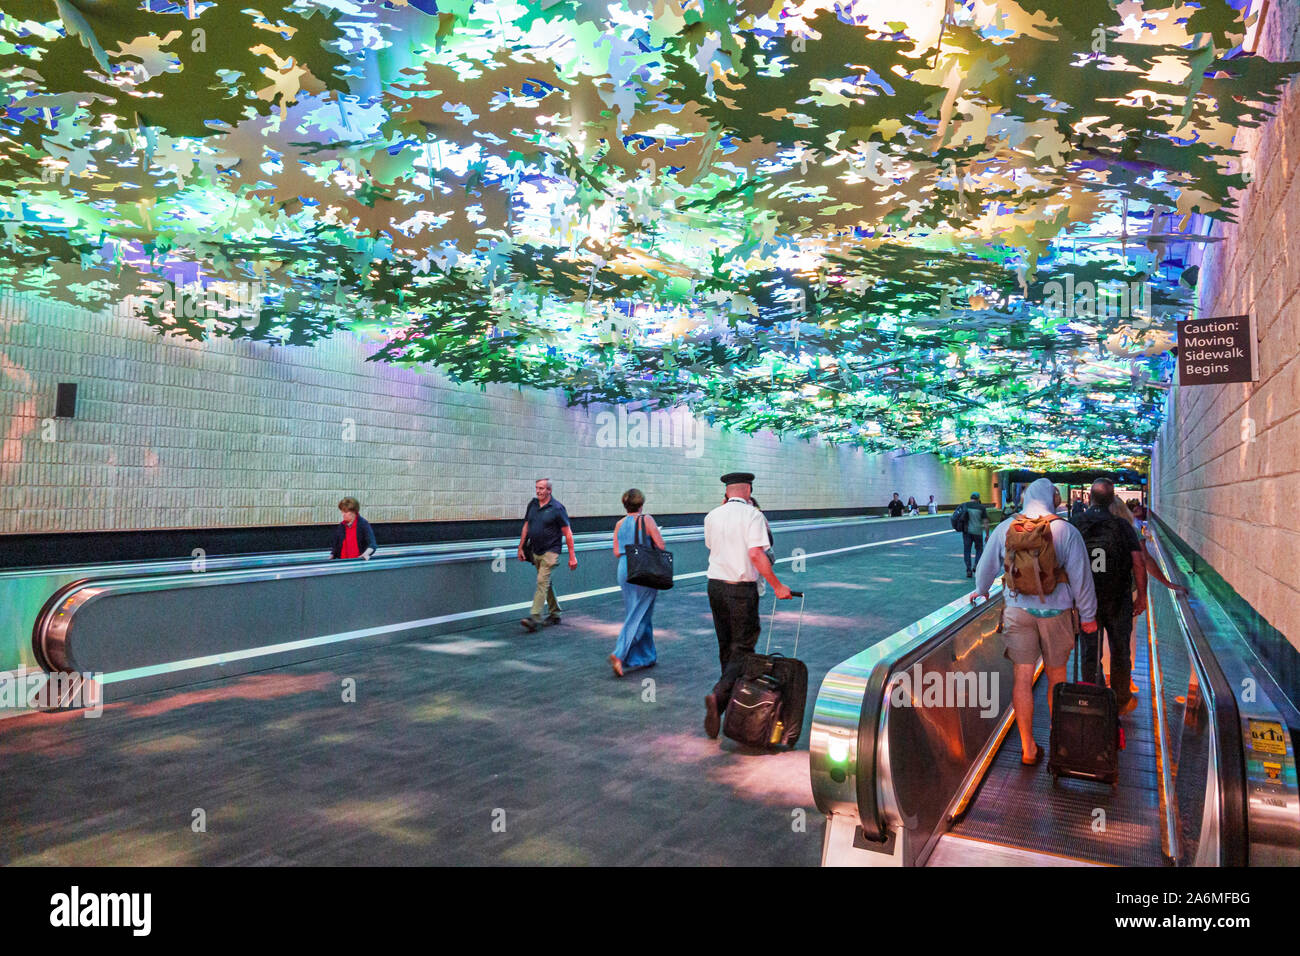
[809,585,1004,843]
[1142,533,1181,864]
[812,515,1262,867]
[1146,522,1247,866]
[34,513,936,676]
[28,513,889,666]
[3,514,903,580]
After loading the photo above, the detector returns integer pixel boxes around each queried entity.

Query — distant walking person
[1127,499,1147,533]
[973,478,1098,766]
[703,472,794,739]
[610,489,663,677]
[332,497,376,560]
[905,496,919,515]
[1111,497,1184,595]
[959,492,990,578]
[517,478,577,632]
[927,495,937,514]
[887,493,905,517]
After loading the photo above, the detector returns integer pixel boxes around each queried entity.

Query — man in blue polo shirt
[517,477,577,632]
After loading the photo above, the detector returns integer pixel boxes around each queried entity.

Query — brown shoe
[704,694,721,739]
[608,654,624,677]
[1120,697,1138,716]
[520,618,539,632]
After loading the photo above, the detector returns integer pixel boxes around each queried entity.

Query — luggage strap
[765,591,805,656]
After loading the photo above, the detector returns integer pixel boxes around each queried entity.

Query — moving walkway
[809,519,1300,866]
[20,513,949,701]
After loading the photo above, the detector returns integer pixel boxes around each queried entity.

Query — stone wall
[1151,2,1300,647]
[0,291,993,534]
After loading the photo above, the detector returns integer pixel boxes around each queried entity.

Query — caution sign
[1177,314,1257,385]
[1249,719,1287,756]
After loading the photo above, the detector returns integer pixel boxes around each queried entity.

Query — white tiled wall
[0,291,993,533]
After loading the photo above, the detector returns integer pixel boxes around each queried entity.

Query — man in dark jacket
[1070,479,1148,715]
[961,492,990,578]
[887,493,905,517]
[332,497,377,559]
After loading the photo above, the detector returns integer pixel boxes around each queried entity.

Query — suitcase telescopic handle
[1072,611,1102,684]
[765,591,806,656]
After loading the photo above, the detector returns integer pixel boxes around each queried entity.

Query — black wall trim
[0,504,972,569]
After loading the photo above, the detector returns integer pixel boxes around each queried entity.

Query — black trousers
[1079,593,1133,708]
[963,532,984,571]
[707,579,760,711]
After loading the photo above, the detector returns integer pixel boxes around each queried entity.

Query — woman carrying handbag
[610,489,668,677]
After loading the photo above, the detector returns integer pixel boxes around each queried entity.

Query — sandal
[608,654,625,677]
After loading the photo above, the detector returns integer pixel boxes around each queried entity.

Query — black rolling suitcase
[1048,627,1122,791]
[723,591,807,750]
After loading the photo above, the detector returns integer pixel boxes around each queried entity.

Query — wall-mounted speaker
[55,383,77,419]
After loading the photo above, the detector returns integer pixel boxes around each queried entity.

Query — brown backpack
[1002,514,1069,601]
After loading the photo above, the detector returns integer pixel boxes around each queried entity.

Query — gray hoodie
[974,477,1097,621]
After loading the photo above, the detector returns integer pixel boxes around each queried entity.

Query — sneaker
[704,694,721,739]
[966,569,973,578]
[1120,697,1138,716]
[544,614,561,626]
[519,618,540,632]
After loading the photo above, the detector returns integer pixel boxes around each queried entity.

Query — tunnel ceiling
[2,0,1297,468]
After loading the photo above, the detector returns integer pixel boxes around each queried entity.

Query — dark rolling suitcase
[1048,627,1122,791]
[723,591,808,750]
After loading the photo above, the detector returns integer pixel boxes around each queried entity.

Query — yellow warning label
[1249,720,1287,756]
[1263,762,1282,783]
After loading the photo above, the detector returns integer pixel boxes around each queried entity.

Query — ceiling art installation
[2,0,1296,467]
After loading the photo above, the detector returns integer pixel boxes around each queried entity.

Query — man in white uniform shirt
[702,472,794,739]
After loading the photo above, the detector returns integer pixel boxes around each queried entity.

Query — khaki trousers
[530,551,562,620]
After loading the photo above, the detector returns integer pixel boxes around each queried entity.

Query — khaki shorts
[1001,606,1076,667]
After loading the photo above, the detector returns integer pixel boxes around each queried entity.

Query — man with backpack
[952,492,990,578]
[1070,478,1148,716]
[972,478,1098,766]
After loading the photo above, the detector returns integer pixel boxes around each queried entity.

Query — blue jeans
[963,533,984,572]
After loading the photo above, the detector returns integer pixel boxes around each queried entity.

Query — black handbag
[624,514,674,590]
